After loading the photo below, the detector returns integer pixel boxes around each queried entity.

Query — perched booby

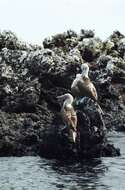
[57,93,77,143]
[71,63,103,114]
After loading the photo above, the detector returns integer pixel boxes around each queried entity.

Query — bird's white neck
[81,71,89,78]
[64,97,73,105]
[63,96,74,108]
[57,94,74,108]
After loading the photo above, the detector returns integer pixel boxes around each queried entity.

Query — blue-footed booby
[71,63,103,114]
[57,93,77,143]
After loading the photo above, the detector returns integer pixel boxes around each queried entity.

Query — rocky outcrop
[40,97,120,160]
[0,29,124,158]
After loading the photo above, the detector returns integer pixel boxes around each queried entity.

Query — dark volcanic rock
[0,30,124,158]
[39,97,120,159]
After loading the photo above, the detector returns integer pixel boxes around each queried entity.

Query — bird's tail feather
[72,131,77,143]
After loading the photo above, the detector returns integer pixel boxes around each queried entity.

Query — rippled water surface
[0,132,125,190]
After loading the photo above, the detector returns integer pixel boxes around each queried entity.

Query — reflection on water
[0,132,125,190]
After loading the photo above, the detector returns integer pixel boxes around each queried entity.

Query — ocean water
[0,132,125,190]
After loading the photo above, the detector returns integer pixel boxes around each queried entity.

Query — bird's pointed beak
[57,94,65,100]
[56,96,62,100]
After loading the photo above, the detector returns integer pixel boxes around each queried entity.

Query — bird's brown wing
[87,82,98,101]
[77,79,98,101]
[61,106,77,131]
[61,106,77,143]
[70,108,77,131]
